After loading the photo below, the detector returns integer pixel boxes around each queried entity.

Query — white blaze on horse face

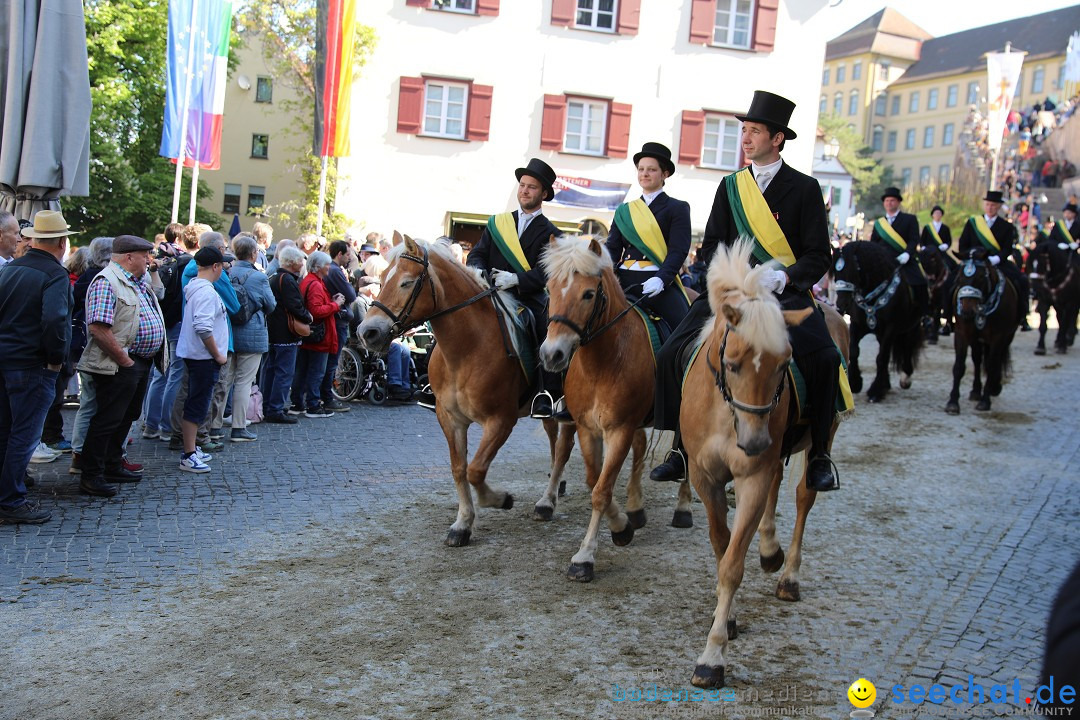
[383,263,400,287]
[752,352,762,373]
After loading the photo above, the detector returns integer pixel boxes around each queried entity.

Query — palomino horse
[946,248,1018,413]
[538,235,695,582]
[681,240,850,689]
[918,243,957,345]
[832,240,923,402]
[1027,242,1080,355]
[359,235,573,546]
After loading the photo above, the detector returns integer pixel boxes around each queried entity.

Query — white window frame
[886,131,897,152]
[422,80,469,140]
[871,125,883,152]
[967,81,980,105]
[852,60,862,80]
[819,94,827,113]
[575,0,618,33]
[700,115,741,171]
[908,91,920,113]
[874,93,887,116]
[1032,66,1044,94]
[712,0,754,50]
[904,129,915,150]
[564,98,608,156]
[938,164,951,184]
[942,123,954,146]
[927,88,938,110]
[836,64,846,84]
[822,67,830,86]
[848,90,858,116]
[923,125,935,148]
[432,0,475,13]
[833,92,842,115]
[901,167,912,187]
[919,166,931,186]
[946,84,958,107]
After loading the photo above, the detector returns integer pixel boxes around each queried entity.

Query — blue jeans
[320,322,349,403]
[0,367,58,509]
[292,349,329,411]
[387,341,411,390]
[263,344,299,416]
[158,328,182,434]
[71,370,99,454]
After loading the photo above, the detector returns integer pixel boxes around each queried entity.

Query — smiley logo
[848,678,876,708]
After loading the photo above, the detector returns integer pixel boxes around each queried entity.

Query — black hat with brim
[735,90,797,140]
[881,187,903,202]
[931,205,944,215]
[1064,203,1079,214]
[983,191,1005,204]
[515,158,557,201]
[633,142,675,176]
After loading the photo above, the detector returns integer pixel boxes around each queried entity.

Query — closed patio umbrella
[0,0,91,221]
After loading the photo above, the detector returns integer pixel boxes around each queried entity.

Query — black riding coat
[957,216,1027,295]
[920,222,952,250]
[467,210,562,314]
[605,192,692,287]
[870,211,927,287]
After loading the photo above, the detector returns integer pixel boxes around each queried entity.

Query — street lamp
[824,137,841,160]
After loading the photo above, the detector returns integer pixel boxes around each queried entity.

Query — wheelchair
[331,329,434,405]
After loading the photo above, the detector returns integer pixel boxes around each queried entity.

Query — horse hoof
[727,618,739,640]
[691,664,725,689]
[626,509,647,530]
[760,547,784,573]
[1034,347,1046,356]
[975,400,991,412]
[899,375,912,389]
[611,524,635,547]
[866,394,883,404]
[532,504,554,522]
[1055,346,1067,355]
[445,528,471,547]
[968,390,981,401]
[671,510,694,528]
[567,562,594,582]
[500,494,514,510]
[849,377,863,394]
[945,402,960,415]
[558,480,567,497]
[776,579,801,602]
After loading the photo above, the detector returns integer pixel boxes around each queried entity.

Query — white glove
[1059,243,1071,251]
[492,270,519,290]
[938,243,949,252]
[989,255,1001,266]
[759,268,787,294]
[1071,242,1079,251]
[897,252,910,265]
[641,276,665,297]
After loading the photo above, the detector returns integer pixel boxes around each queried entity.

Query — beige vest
[77,263,165,375]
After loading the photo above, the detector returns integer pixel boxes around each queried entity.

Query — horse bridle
[705,323,787,419]
[833,246,901,330]
[548,276,648,346]
[956,256,1005,329]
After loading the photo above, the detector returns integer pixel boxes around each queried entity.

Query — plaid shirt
[86,263,166,358]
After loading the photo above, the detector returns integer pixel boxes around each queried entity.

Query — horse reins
[548,277,649,346]
[957,256,1006,329]
[705,324,787,421]
[833,247,902,330]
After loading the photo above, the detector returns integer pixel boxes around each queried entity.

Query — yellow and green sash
[968,216,1001,252]
[874,217,908,254]
[726,168,796,267]
[924,223,943,246]
[1052,219,1074,244]
[612,199,689,302]
[486,213,531,274]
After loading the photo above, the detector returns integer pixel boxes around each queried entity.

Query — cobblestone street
[4,328,1079,720]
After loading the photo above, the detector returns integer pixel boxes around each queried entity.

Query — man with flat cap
[76,234,167,497]
[871,186,930,327]
[651,90,845,492]
[957,190,1030,329]
[468,158,565,418]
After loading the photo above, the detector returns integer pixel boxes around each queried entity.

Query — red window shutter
[550,0,575,27]
[752,0,779,52]
[617,0,640,36]
[476,0,499,16]
[405,0,427,6]
[606,102,632,158]
[689,0,715,44]
[540,94,567,150]
[466,84,493,141]
[678,110,705,165]
[396,76,424,134]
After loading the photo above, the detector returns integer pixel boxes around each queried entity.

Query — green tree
[818,114,885,214]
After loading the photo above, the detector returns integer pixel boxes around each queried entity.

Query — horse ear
[548,233,559,247]
[403,234,419,254]
[393,230,404,246]
[721,303,742,326]
[588,237,603,256]
[782,308,814,327]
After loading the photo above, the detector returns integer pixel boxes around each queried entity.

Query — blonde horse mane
[702,238,789,357]
[540,234,613,286]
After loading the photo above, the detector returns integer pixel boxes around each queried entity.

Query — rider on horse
[651,90,841,493]
[921,205,953,257]
[604,142,692,335]
[466,158,565,419]
[870,187,930,329]
[1049,202,1080,255]
[957,190,1030,328]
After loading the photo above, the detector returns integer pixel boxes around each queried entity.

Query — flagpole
[189,162,201,224]
[170,0,201,224]
[315,155,329,237]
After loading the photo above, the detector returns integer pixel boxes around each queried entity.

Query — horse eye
[583,290,595,300]
[726,361,739,374]
[400,279,414,288]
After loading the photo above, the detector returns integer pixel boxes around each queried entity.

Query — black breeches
[793,344,841,456]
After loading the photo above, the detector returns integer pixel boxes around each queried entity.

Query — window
[836,64,846,83]
[887,131,897,152]
[938,164,951,185]
[247,186,265,215]
[701,116,740,170]
[908,91,920,113]
[927,88,938,110]
[822,67,830,86]
[434,0,475,12]
[423,81,468,139]
[564,99,607,155]
[576,0,617,31]
[923,126,934,148]
[879,61,890,80]
[222,183,241,214]
[831,186,842,207]
[251,133,269,159]
[397,77,492,141]
[875,93,887,116]
[1058,63,1067,90]
[942,123,954,146]
[848,90,858,116]
[412,0,499,16]
[872,125,883,152]
[712,0,753,49]
[891,95,901,116]
[1032,66,1044,94]
[853,60,862,80]
[833,92,842,115]
[967,81,979,104]
[947,84,958,107]
[919,166,931,185]
[255,76,272,103]
[904,129,915,150]
[901,167,912,187]
[819,94,827,113]
[1014,72,1023,97]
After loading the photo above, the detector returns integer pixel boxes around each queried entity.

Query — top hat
[20,210,80,239]
[1064,203,1079,215]
[735,90,798,140]
[515,158,557,201]
[881,187,903,202]
[931,205,944,215]
[633,142,675,176]
[983,190,1005,204]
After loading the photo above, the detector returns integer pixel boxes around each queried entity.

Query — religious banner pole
[984,42,1025,192]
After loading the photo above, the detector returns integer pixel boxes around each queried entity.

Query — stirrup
[416,383,436,411]
[807,453,840,491]
[530,390,554,419]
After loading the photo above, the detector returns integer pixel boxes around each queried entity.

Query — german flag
[314,0,356,157]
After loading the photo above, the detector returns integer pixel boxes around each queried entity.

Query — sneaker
[209,428,225,440]
[159,431,172,443]
[222,415,233,426]
[47,439,73,454]
[286,407,304,416]
[30,442,60,463]
[141,427,159,440]
[0,501,52,524]
[199,439,224,453]
[323,399,350,412]
[230,428,257,442]
[305,405,335,418]
[194,447,213,462]
[265,413,299,424]
[68,452,82,475]
[179,452,211,474]
[121,457,144,472]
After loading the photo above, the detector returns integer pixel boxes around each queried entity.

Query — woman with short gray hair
[263,245,314,423]
[291,250,345,417]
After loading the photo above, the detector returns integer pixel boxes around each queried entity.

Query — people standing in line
[322,241,358,413]
[264,238,297,277]
[263,246,312,424]
[226,234,277,442]
[291,252,345,418]
[251,222,273,270]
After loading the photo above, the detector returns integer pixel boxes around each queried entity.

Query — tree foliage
[818,114,885,214]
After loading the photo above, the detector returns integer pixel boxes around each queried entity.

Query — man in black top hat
[870,187,930,325]
[467,158,565,418]
[1049,202,1079,247]
[651,90,842,492]
[957,190,1029,327]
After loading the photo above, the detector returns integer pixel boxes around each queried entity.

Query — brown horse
[358,235,573,546]
[680,240,850,689]
[538,235,694,582]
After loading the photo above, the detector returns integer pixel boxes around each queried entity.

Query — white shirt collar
[518,207,540,221]
[984,214,996,226]
[750,158,783,183]
[932,220,942,230]
[886,212,899,222]
[642,189,663,206]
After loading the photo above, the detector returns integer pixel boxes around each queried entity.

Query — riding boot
[801,346,841,492]
[530,370,563,419]
[650,431,686,482]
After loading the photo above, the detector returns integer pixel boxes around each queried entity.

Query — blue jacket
[324,262,357,329]
[182,258,240,352]
[229,260,277,354]
[0,248,73,369]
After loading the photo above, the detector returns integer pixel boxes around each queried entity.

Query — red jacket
[298,272,340,354]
